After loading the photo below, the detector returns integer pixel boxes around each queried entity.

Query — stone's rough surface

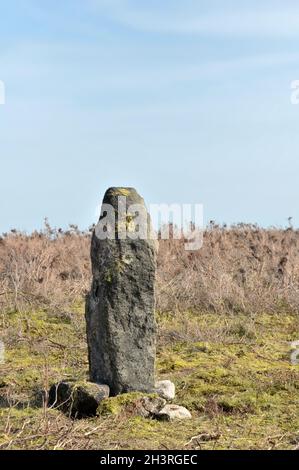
[138,396,166,418]
[48,381,109,418]
[157,404,192,421]
[155,380,175,400]
[86,187,157,396]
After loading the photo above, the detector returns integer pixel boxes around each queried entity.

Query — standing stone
[85,187,157,396]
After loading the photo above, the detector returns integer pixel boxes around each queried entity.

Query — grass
[0,303,298,450]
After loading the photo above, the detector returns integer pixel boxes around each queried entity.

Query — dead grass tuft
[1,222,299,315]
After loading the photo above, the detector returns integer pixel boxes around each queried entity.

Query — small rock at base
[138,396,166,418]
[155,380,175,400]
[157,404,192,421]
[48,380,110,418]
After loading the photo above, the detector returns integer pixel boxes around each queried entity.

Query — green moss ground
[0,305,298,449]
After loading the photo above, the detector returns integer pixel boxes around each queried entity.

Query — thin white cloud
[3,39,299,93]
[3,38,299,96]
[91,0,299,37]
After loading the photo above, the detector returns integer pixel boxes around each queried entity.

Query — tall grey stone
[85,187,157,396]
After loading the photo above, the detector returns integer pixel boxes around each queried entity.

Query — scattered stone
[138,396,166,418]
[155,380,175,400]
[157,404,192,421]
[48,380,109,418]
[86,187,157,396]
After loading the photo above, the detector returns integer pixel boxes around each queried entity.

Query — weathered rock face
[48,381,109,418]
[137,396,166,418]
[85,187,157,396]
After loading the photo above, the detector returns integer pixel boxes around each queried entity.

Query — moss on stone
[97,392,153,416]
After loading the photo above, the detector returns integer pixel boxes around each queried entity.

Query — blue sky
[1,0,299,232]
